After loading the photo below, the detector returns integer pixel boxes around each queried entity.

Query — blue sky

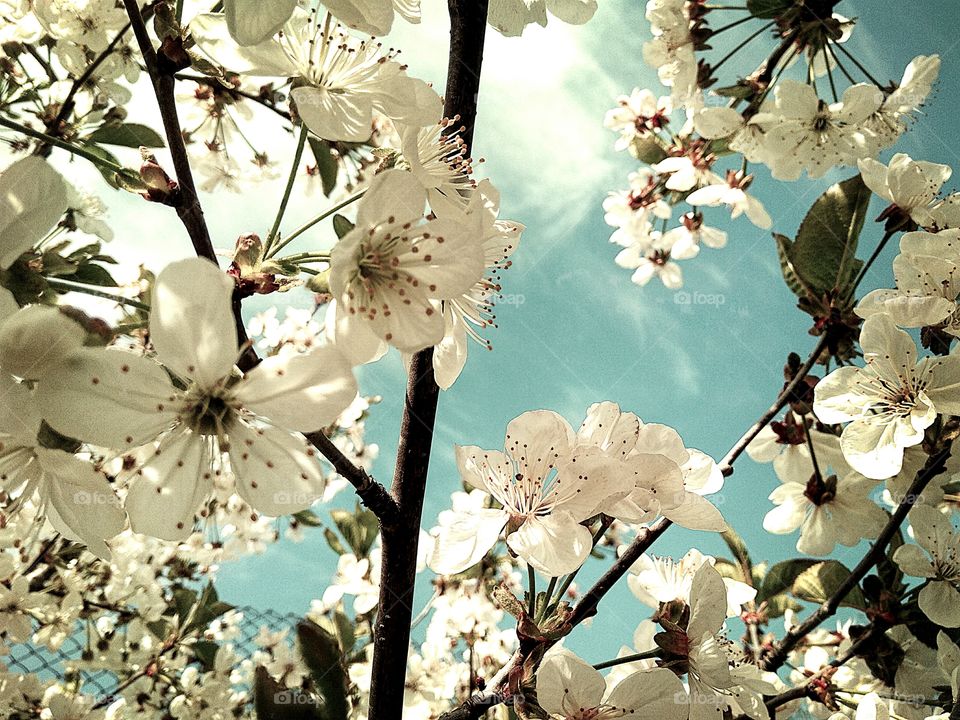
[191,0,960,658]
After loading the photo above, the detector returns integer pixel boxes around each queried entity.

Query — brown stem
[121,0,256,369]
[719,333,829,476]
[759,444,953,672]
[366,1,489,717]
[304,431,400,525]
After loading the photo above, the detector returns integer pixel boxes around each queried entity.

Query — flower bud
[0,305,85,379]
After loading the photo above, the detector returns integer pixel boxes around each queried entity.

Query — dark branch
[367,1,490,718]
[304,431,400,526]
[121,0,256,370]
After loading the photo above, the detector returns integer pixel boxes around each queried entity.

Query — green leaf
[332,610,356,654]
[88,123,165,148]
[792,561,867,610]
[192,640,220,671]
[323,527,346,555]
[758,558,820,602]
[786,174,871,299]
[293,509,324,527]
[332,214,354,240]
[714,84,756,100]
[308,137,339,197]
[73,263,117,287]
[330,507,378,557]
[297,620,350,720]
[764,593,804,619]
[629,135,668,165]
[79,144,123,189]
[746,0,793,18]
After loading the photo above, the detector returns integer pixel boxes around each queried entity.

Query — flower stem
[592,649,661,670]
[535,576,557,624]
[830,40,886,89]
[850,228,898,296]
[551,516,614,607]
[45,276,151,311]
[710,19,776,75]
[527,564,537,617]
[265,190,366,258]
[0,115,126,174]
[264,124,310,255]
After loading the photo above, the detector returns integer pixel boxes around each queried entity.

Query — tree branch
[367,1,490,718]
[121,0,256,370]
[759,443,953,672]
[304,431,400,526]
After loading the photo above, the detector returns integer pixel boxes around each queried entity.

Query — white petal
[224,0,297,45]
[919,581,960,628]
[605,668,688,720]
[428,508,506,575]
[536,649,605,716]
[687,563,727,639]
[0,373,41,447]
[227,420,325,516]
[189,13,298,76]
[293,86,375,143]
[234,345,357,432]
[355,168,427,229]
[0,157,68,269]
[125,430,213,540]
[37,348,179,449]
[0,305,85,380]
[892,543,936,579]
[36,449,125,559]
[322,0,395,35]
[504,410,575,485]
[0,286,17,324]
[150,258,237,388]
[508,512,592,576]
[813,366,867,425]
[545,0,597,24]
[663,492,727,531]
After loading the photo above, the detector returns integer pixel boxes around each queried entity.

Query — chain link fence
[6,606,301,701]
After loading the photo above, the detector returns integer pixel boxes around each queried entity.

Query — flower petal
[224,0,297,45]
[125,430,213,540]
[150,258,238,388]
[0,157,68,269]
[508,512,592,576]
[37,348,179,449]
[234,345,357,432]
[428,507,506,575]
[227,420,325,516]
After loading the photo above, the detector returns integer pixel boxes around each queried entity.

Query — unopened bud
[139,151,178,203]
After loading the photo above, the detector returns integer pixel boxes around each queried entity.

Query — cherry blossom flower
[686,170,771,229]
[0,375,125,558]
[37,258,358,540]
[762,440,887,557]
[428,410,631,576]
[681,564,777,720]
[0,305,86,381]
[615,230,688,289]
[535,647,688,720]
[399,117,476,217]
[813,313,960,479]
[328,169,485,358]
[758,81,882,180]
[894,504,960,628]
[0,157,68,269]
[858,154,953,228]
[856,230,960,334]
[190,8,440,142]
[430,180,523,389]
[604,88,672,151]
[628,549,755,618]
[603,169,672,247]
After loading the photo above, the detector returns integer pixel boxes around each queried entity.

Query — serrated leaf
[308,137,338,197]
[629,135,668,165]
[788,174,871,299]
[792,561,867,610]
[758,558,820,602]
[773,233,809,299]
[332,214,354,240]
[747,0,792,18]
[764,592,804,619]
[297,620,349,720]
[330,507,378,558]
[323,527,346,555]
[88,123,165,148]
[332,610,355,654]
